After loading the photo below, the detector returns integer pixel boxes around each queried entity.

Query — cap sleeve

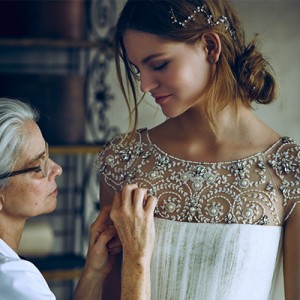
[95,130,149,193]
[268,138,300,221]
[95,134,125,194]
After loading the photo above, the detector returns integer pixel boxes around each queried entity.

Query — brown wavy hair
[114,0,276,138]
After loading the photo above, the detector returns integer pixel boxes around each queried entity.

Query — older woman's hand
[110,184,158,265]
[85,205,117,276]
[74,205,120,300]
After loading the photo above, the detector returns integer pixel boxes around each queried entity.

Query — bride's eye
[153,61,169,71]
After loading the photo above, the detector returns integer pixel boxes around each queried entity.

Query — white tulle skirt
[150,218,283,300]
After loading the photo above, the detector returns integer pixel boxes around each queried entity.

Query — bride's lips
[153,94,171,104]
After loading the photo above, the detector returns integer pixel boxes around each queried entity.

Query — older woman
[0,98,63,299]
[0,98,157,300]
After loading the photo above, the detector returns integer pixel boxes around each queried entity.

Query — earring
[208,56,214,63]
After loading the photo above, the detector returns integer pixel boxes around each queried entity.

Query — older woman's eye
[33,167,42,173]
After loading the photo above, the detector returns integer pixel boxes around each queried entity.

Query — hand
[110,184,158,265]
[74,206,119,300]
[84,205,117,277]
[107,229,122,256]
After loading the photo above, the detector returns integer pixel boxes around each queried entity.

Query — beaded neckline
[98,130,299,225]
[144,129,283,165]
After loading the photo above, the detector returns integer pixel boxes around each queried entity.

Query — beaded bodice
[96,128,300,226]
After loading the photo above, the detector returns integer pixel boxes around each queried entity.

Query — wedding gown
[96,128,299,300]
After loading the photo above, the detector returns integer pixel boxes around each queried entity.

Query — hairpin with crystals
[169,5,237,40]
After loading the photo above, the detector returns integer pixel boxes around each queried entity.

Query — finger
[144,195,158,214]
[108,246,123,255]
[132,187,148,210]
[89,205,112,247]
[121,184,139,208]
[111,192,121,221]
[92,205,112,227]
[107,237,122,250]
[94,227,117,249]
[111,192,121,211]
[89,225,108,249]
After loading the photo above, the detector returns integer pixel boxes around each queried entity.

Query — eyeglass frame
[0,143,49,180]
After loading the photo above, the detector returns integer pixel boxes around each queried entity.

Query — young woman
[0,98,157,300]
[96,0,300,299]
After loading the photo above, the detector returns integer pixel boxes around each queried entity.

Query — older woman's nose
[49,159,63,178]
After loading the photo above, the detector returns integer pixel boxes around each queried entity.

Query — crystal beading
[169,5,237,40]
[96,129,300,226]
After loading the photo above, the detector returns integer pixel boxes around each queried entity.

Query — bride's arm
[283,205,300,300]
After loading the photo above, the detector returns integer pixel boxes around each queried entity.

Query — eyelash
[153,62,169,71]
[129,61,169,79]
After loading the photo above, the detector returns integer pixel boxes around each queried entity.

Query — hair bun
[235,37,276,104]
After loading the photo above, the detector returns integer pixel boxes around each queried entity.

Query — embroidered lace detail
[96,129,300,226]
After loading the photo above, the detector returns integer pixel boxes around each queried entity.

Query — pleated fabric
[150,218,282,300]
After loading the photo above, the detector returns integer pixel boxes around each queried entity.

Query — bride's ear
[201,32,221,63]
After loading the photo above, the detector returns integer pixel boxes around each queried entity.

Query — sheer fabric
[96,128,300,299]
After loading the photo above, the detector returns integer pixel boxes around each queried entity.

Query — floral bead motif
[96,131,300,226]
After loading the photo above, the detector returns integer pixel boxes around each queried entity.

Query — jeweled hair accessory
[170,5,237,40]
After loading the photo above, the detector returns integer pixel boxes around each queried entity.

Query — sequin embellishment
[96,131,300,226]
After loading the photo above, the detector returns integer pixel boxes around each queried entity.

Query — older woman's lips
[49,188,58,196]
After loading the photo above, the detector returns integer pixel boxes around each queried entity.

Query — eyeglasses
[0,143,49,180]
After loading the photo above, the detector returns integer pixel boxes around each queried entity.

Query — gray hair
[0,98,39,189]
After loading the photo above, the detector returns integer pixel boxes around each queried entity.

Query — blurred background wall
[0,1,298,299]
